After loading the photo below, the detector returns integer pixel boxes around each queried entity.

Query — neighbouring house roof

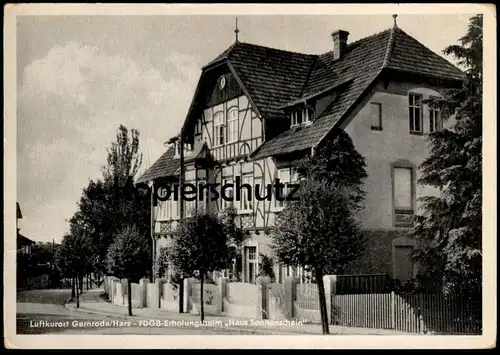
[17,233,35,246]
[136,143,213,184]
[135,147,179,184]
[140,24,464,180]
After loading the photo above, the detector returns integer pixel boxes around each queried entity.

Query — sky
[15,13,473,243]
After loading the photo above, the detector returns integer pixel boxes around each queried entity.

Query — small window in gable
[370,102,382,130]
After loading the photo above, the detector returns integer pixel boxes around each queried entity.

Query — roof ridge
[299,56,319,97]
[236,41,318,58]
[316,27,393,58]
[382,25,397,68]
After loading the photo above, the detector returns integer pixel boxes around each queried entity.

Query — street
[16,289,266,335]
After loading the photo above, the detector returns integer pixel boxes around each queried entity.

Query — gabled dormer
[168,135,193,159]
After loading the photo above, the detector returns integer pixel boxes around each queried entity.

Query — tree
[154,247,169,280]
[56,227,93,308]
[106,225,151,316]
[219,205,244,280]
[168,211,230,322]
[409,14,482,298]
[69,125,151,277]
[272,129,367,334]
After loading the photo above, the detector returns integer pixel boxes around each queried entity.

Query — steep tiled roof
[250,26,464,159]
[136,143,213,183]
[387,27,464,80]
[135,147,179,184]
[208,42,316,121]
[141,24,464,179]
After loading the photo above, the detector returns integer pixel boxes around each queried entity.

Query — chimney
[331,30,349,60]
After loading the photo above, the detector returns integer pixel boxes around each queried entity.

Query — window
[221,178,234,211]
[291,109,303,126]
[394,167,412,211]
[408,94,423,134]
[227,108,238,143]
[274,168,290,209]
[240,175,253,212]
[214,112,225,146]
[303,106,314,124]
[429,99,441,133]
[174,143,180,158]
[244,246,258,283]
[370,102,382,130]
[393,166,415,227]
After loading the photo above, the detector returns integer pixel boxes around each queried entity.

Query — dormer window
[173,142,192,158]
[290,106,314,127]
[291,109,303,126]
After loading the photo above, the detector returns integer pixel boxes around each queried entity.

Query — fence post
[218,277,228,313]
[256,276,271,320]
[284,277,298,319]
[323,275,336,325]
[419,293,425,334]
[182,277,195,313]
[155,278,165,308]
[139,278,150,308]
[391,291,395,329]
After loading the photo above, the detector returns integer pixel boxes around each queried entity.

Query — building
[17,202,35,254]
[136,17,464,284]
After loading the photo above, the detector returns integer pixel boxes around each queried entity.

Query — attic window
[174,142,193,158]
[290,106,314,127]
[291,110,303,126]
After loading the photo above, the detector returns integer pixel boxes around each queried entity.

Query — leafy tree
[272,130,367,334]
[154,247,169,279]
[106,225,151,316]
[257,253,275,282]
[56,227,93,308]
[69,125,151,277]
[168,211,230,322]
[409,14,482,298]
[219,205,245,279]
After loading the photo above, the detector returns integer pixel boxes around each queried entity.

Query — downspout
[178,132,185,313]
[149,180,156,283]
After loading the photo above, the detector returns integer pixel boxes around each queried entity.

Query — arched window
[214,112,225,146]
[227,107,238,143]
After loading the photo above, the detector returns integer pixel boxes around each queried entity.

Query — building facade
[136,20,464,284]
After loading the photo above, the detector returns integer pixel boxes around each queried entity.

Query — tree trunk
[71,277,76,300]
[315,268,329,334]
[79,275,84,294]
[200,272,205,323]
[76,274,80,308]
[128,279,133,316]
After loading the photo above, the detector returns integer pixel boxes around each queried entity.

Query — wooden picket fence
[332,291,481,334]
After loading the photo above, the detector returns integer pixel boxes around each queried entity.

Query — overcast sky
[16,13,473,242]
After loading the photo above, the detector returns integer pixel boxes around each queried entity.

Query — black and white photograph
[4,3,496,349]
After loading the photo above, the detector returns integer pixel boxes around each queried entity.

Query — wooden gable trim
[226,61,263,120]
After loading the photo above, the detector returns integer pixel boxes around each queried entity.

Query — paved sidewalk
[66,289,408,335]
